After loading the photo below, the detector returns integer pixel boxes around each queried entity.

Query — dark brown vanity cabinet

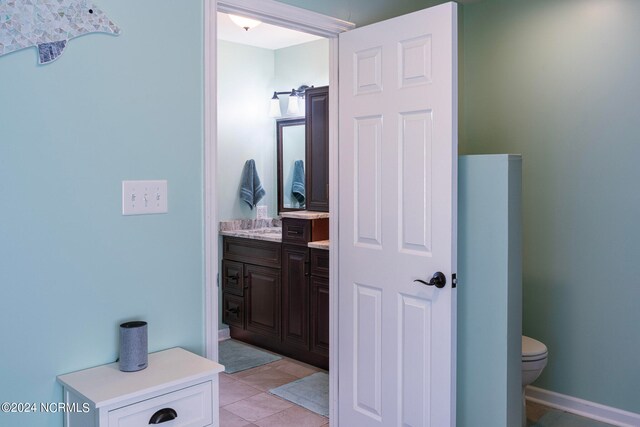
[222,219,329,369]
[305,86,330,212]
[222,237,281,342]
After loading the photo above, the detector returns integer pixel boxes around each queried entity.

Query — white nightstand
[57,347,224,427]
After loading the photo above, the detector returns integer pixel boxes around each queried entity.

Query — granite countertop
[280,211,330,220]
[219,217,330,247]
[308,240,330,250]
[219,227,283,243]
[219,218,283,242]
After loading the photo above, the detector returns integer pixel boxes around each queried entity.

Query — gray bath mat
[219,339,281,374]
[532,410,615,427]
[269,372,329,417]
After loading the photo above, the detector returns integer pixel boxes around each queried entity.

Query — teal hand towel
[239,159,265,209]
[291,160,305,205]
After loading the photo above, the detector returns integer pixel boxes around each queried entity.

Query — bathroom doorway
[208,4,348,425]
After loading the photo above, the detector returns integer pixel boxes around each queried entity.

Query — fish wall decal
[0,0,120,64]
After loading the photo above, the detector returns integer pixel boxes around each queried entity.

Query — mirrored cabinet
[277,85,329,214]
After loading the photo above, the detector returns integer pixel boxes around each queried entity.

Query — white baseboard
[218,327,230,342]
[526,386,640,427]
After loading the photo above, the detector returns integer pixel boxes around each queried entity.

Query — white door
[338,3,457,426]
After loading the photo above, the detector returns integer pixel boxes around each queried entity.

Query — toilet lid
[522,336,547,357]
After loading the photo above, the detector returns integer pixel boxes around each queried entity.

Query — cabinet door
[305,86,330,212]
[245,264,281,338]
[310,275,330,358]
[282,244,310,349]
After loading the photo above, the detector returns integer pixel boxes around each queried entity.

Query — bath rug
[532,410,615,427]
[269,372,329,417]
[219,339,281,374]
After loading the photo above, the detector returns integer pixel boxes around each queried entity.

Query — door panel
[354,116,383,248]
[245,265,281,338]
[310,276,330,357]
[339,3,457,426]
[398,294,432,426]
[353,283,382,421]
[399,110,434,254]
[281,244,309,348]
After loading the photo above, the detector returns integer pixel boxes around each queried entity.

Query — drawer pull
[227,274,239,282]
[225,307,240,315]
[149,407,177,424]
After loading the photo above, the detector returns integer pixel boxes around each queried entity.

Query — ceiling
[217,12,323,50]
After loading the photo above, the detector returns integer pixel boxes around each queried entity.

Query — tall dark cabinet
[305,86,330,212]
[309,249,330,359]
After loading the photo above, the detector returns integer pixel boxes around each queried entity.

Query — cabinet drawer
[223,237,281,268]
[282,218,311,245]
[310,248,329,278]
[222,260,244,296]
[108,381,212,427]
[223,293,244,329]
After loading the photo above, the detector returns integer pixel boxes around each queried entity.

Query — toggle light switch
[122,180,168,215]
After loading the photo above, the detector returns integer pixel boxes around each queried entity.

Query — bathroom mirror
[277,117,306,213]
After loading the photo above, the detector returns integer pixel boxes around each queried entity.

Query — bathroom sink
[246,227,282,235]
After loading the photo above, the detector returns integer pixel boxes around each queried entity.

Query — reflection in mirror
[277,118,306,213]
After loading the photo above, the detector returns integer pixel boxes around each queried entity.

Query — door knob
[414,272,447,289]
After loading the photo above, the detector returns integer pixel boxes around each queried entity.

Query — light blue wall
[217,40,276,221]
[461,0,640,414]
[0,2,204,426]
[216,38,329,222]
[458,155,522,427]
[274,39,329,94]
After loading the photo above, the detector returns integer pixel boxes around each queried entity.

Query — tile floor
[527,400,551,424]
[219,354,589,427]
[219,356,329,427]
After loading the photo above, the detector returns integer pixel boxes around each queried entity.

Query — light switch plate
[122,180,168,215]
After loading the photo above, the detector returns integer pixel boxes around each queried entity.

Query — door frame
[204,0,354,422]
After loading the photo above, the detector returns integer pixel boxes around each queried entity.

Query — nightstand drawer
[108,381,212,427]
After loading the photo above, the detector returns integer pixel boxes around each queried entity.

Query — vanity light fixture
[269,85,311,117]
[228,14,262,31]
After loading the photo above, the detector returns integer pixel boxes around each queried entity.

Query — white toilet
[522,336,548,426]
